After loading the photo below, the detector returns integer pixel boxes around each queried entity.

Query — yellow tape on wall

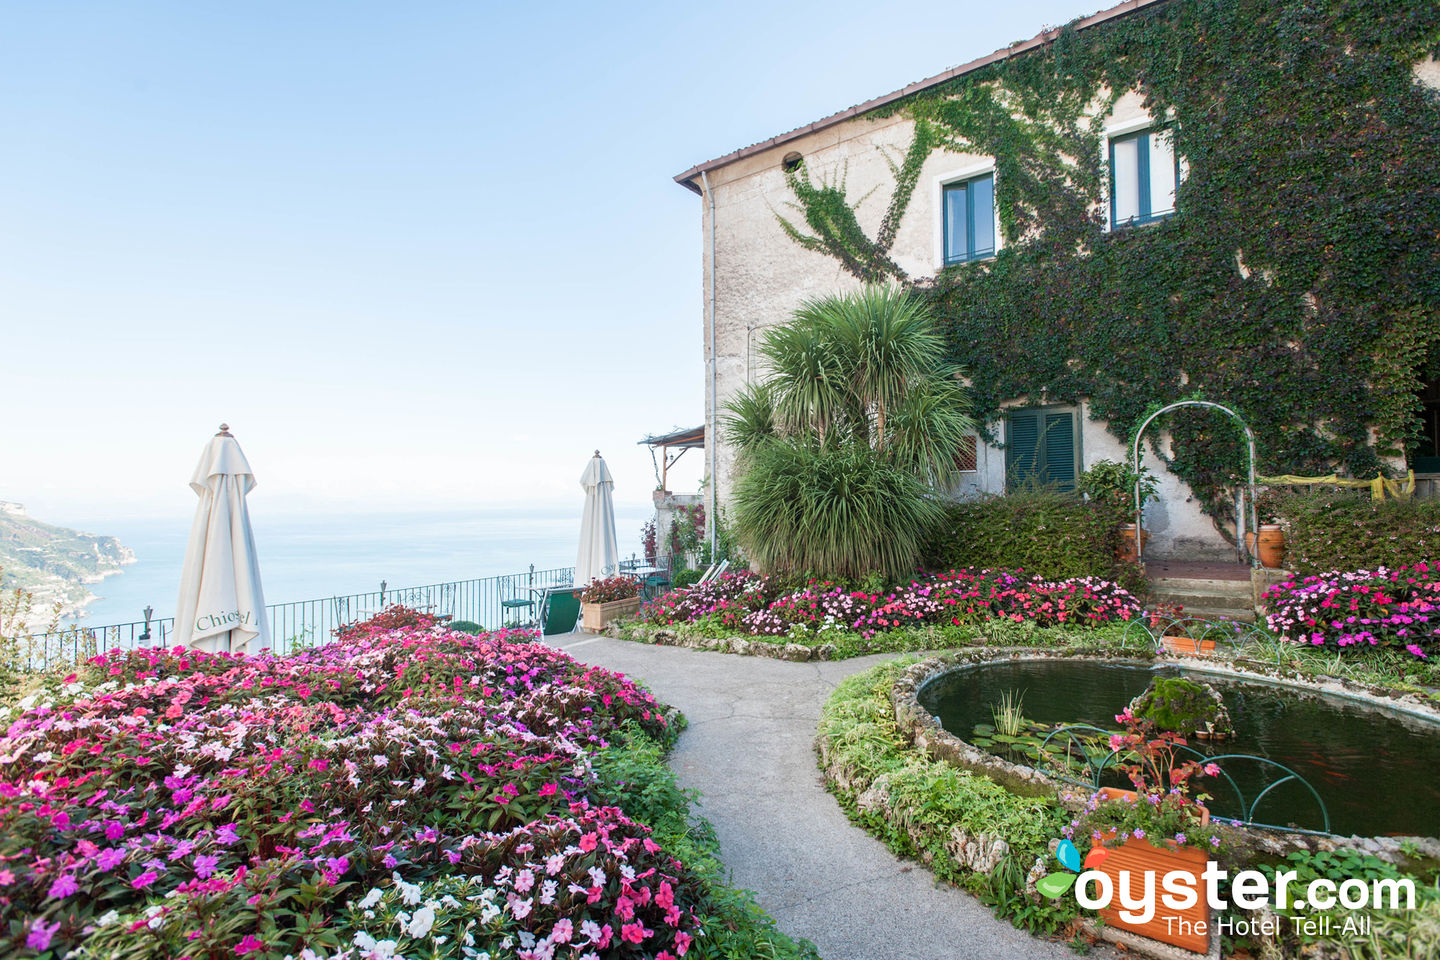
[1256,470,1415,501]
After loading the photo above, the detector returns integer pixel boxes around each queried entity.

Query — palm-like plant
[724,285,973,579]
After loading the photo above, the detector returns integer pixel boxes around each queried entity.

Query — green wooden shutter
[1006,411,1041,490]
[1042,412,1078,492]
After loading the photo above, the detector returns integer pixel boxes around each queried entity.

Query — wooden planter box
[581,596,641,632]
[1092,789,1211,954]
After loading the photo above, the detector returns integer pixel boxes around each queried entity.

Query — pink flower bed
[0,616,702,958]
[1262,562,1439,658]
[640,569,1141,638]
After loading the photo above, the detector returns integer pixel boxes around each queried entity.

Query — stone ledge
[608,621,838,661]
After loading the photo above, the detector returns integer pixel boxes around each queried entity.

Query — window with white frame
[1108,126,1179,228]
[942,172,996,265]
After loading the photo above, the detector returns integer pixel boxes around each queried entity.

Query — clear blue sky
[2,0,1097,527]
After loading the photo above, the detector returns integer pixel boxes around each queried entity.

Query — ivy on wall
[778,0,1440,526]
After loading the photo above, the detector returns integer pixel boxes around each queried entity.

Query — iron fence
[12,565,578,670]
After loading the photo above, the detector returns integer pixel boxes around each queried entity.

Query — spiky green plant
[730,440,942,582]
[991,689,1027,737]
[725,285,972,578]
[721,381,778,453]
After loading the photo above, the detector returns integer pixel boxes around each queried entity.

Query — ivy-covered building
[674,0,1440,559]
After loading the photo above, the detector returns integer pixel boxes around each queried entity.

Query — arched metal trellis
[1131,400,1259,567]
[1036,724,1332,835]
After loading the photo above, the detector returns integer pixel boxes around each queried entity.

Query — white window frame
[1101,113,1187,232]
[932,159,1001,272]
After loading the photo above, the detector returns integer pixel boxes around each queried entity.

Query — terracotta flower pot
[1161,635,1218,657]
[1245,524,1285,569]
[580,596,641,632]
[1117,524,1150,562]
[1091,788,1211,954]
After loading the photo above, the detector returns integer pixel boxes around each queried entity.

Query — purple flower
[132,870,159,889]
[215,824,240,845]
[194,854,220,879]
[27,918,61,951]
[95,848,125,871]
[47,874,79,899]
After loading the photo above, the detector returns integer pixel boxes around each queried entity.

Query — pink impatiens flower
[47,874,79,899]
[27,918,61,951]
[235,934,264,954]
[620,921,653,944]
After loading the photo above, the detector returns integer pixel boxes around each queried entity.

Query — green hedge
[1271,490,1440,574]
[918,490,1126,581]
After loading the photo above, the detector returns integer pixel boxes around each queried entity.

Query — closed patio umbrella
[575,450,618,587]
[173,424,271,654]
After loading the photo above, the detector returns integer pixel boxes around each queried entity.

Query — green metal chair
[501,577,537,626]
[641,571,671,601]
[541,589,581,636]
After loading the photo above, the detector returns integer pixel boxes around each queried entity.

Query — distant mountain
[0,501,135,623]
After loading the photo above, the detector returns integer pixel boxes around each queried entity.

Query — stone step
[1148,589,1253,611]
[1171,605,1257,624]
[1146,576,1253,597]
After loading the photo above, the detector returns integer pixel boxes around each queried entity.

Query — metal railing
[1037,723,1331,835]
[13,565,577,669]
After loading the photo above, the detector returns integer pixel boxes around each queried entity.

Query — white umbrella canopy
[575,450,619,588]
[173,424,271,654]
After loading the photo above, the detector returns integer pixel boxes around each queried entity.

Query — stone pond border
[883,646,1440,860]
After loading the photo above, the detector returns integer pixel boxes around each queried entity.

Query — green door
[1006,407,1079,492]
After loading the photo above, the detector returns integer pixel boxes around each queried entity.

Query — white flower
[358,887,384,909]
[391,872,423,906]
[406,905,435,938]
[96,910,119,927]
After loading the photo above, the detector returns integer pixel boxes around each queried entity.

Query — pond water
[918,659,1440,838]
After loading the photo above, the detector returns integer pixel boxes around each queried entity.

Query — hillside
[0,502,134,622]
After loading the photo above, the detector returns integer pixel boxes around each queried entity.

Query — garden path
[547,633,1082,960]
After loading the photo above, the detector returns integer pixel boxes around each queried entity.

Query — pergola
[638,425,704,492]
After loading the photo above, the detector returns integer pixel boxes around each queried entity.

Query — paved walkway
[547,633,1078,960]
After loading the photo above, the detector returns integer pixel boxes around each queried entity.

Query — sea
[73,505,652,628]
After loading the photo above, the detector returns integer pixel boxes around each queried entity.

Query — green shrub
[918,489,1126,581]
[732,440,943,582]
[725,286,970,581]
[1269,489,1440,574]
[671,568,703,589]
